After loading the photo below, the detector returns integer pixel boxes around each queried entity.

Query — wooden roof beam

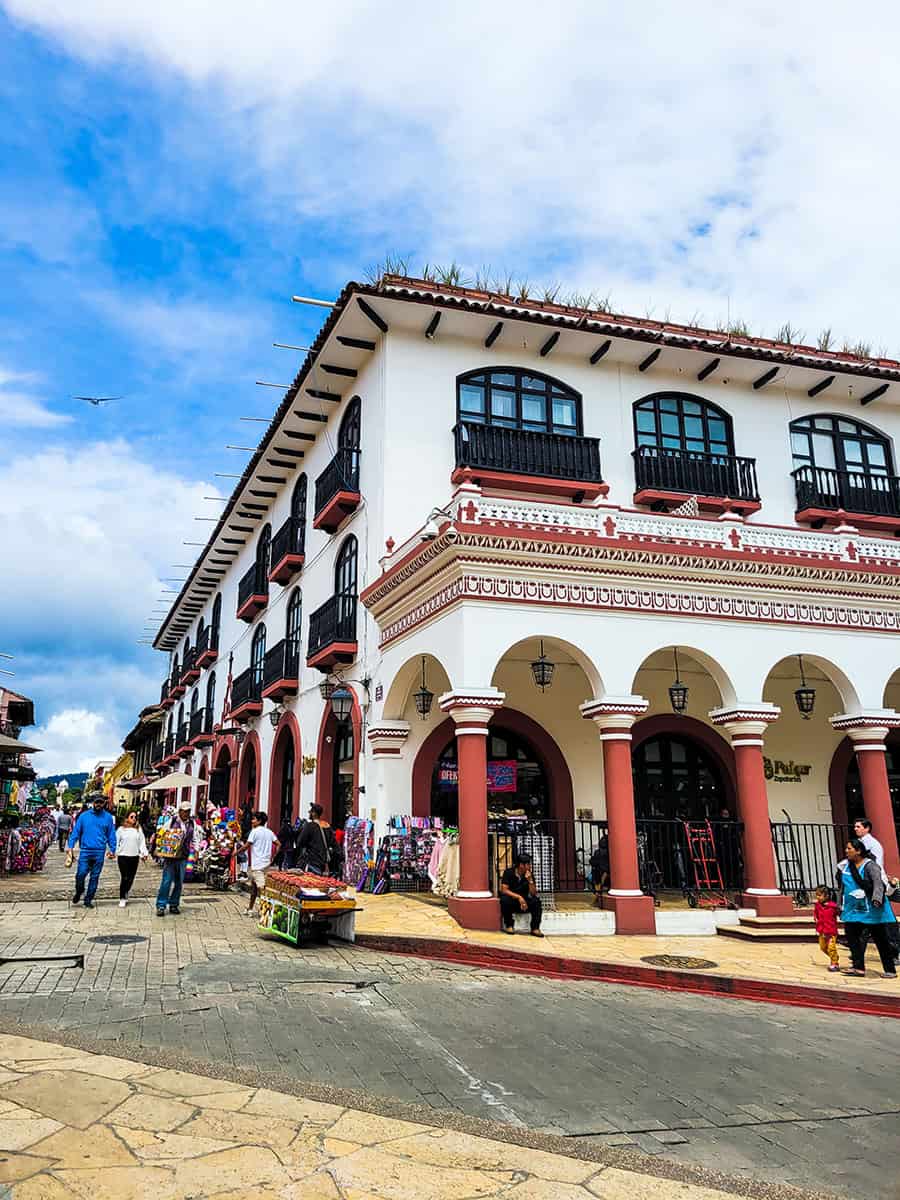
[590,340,611,364]
[808,375,834,397]
[357,297,388,332]
[337,335,376,351]
[860,383,889,407]
[485,321,503,348]
[753,366,779,390]
[638,348,661,372]
[697,357,720,381]
[540,331,560,357]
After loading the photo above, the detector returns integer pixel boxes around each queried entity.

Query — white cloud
[30,707,122,776]
[6,3,900,347]
[0,367,71,428]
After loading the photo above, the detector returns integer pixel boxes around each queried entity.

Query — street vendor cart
[257,869,360,946]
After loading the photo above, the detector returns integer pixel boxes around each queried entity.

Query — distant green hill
[35,772,89,792]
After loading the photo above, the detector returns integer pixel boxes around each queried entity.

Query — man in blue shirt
[66,794,116,908]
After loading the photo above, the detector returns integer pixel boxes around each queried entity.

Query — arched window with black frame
[256,524,271,589]
[183,636,191,661]
[205,671,216,731]
[334,536,358,641]
[632,392,756,501]
[177,701,185,743]
[291,474,307,552]
[337,398,361,490]
[197,615,205,642]
[251,625,266,695]
[211,594,222,649]
[457,368,581,435]
[790,413,897,516]
[286,589,302,672]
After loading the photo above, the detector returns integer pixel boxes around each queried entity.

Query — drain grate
[88,934,149,946]
[641,954,717,970]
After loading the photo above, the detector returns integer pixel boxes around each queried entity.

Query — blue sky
[2,2,899,771]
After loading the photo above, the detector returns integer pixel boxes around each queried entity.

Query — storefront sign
[763,757,811,783]
[437,760,518,792]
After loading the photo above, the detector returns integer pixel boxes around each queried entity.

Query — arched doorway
[843,734,900,826]
[268,714,300,828]
[210,743,231,810]
[430,724,549,825]
[632,734,728,820]
[315,690,361,828]
[237,734,260,819]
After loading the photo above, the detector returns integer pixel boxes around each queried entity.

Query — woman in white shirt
[114,811,149,907]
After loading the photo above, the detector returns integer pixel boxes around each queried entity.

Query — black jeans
[845,921,897,972]
[58,830,68,851]
[500,893,542,931]
[118,856,140,899]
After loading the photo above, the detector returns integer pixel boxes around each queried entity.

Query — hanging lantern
[530,640,556,691]
[794,654,815,719]
[268,704,284,729]
[668,648,689,714]
[413,657,434,719]
[330,685,353,723]
[319,677,337,702]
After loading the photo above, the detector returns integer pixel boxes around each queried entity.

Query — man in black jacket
[499,852,544,937]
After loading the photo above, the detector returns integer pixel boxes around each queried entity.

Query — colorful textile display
[0,808,56,874]
[342,816,375,889]
[380,816,447,893]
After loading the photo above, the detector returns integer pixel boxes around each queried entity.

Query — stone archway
[237,732,261,814]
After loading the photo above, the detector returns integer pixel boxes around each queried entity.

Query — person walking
[115,812,149,907]
[154,801,195,917]
[813,885,841,972]
[836,838,897,978]
[295,804,336,875]
[56,808,72,852]
[65,794,116,908]
[240,811,279,915]
[853,818,884,867]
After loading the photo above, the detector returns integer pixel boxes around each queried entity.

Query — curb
[354,933,900,1019]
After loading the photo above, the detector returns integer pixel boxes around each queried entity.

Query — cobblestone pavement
[0,890,895,1199]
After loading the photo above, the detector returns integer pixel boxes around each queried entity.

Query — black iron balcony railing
[308,593,357,658]
[175,721,189,750]
[150,740,164,766]
[238,564,269,610]
[189,707,214,741]
[263,639,300,691]
[453,421,602,484]
[195,622,219,661]
[314,447,360,516]
[160,679,170,705]
[164,733,175,759]
[633,445,760,501]
[181,645,198,678]
[230,666,262,712]
[792,465,900,518]
[271,515,305,569]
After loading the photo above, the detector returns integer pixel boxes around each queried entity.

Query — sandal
[842,969,866,976]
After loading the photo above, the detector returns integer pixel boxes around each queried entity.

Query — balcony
[307,594,358,672]
[313,447,361,533]
[236,563,269,622]
[160,679,175,710]
[632,446,761,514]
[451,421,607,501]
[150,740,164,768]
[195,622,219,669]
[189,706,215,748]
[175,721,191,756]
[262,639,300,701]
[227,666,263,723]
[269,515,306,584]
[162,732,176,763]
[181,646,200,687]
[170,664,186,700]
[792,465,900,532]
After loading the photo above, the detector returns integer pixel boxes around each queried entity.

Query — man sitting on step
[500,852,544,937]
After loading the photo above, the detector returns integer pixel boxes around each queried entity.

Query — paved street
[0,871,895,1199]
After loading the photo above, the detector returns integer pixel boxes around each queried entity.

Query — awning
[144,770,202,790]
[118,775,150,790]
[0,733,41,754]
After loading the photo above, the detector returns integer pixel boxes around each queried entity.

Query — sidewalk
[353,894,900,1018]
[0,1031,791,1200]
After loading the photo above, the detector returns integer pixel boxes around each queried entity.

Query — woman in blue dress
[835,838,897,978]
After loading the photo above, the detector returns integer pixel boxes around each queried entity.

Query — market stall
[257,869,360,946]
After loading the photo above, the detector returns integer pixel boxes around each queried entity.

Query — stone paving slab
[0,1032,805,1200]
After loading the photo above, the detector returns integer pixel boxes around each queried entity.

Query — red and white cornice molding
[709,704,781,745]
[831,711,900,750]
[438,688,505,732]
[366,722,410,757]
[580,696,649,737]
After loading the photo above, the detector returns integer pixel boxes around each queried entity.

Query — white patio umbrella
[144,770,202,790]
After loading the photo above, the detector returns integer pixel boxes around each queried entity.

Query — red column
[715,710,793,917]
[439,691,504,931]
[582,701,656,934]
[850,730,900,877]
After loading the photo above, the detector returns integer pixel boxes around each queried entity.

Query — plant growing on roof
[816,327,833,351]
[365,254,410,284]
[515,278,531,301]
[776,322,804,345]
[542,283,561,304]
[433,262,467,286]
[566,290,596,310]
[844,339,872,358]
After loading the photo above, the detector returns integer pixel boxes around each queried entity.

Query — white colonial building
[146,274,900,933]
